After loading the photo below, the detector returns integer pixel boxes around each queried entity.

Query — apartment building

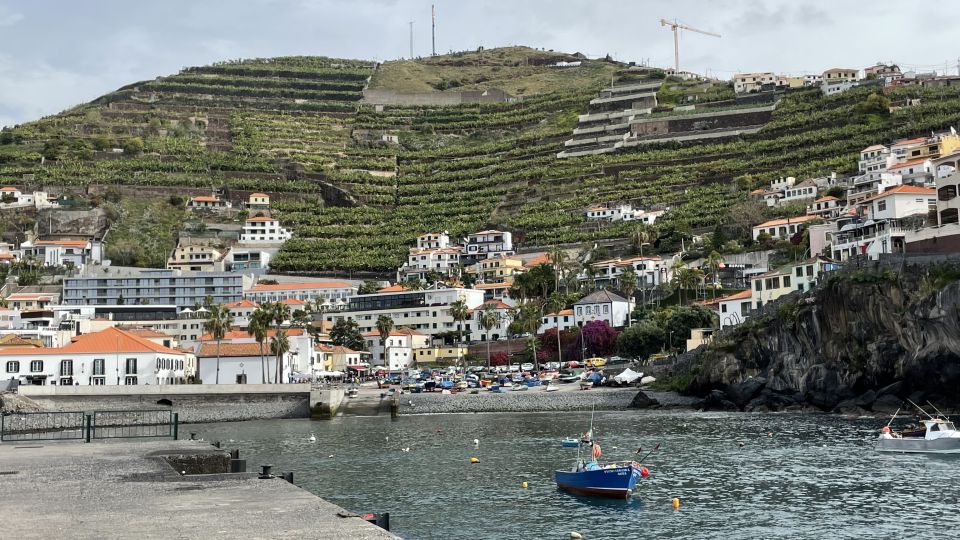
[62,267,244,308]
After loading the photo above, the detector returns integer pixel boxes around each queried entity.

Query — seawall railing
[1,409,178,442]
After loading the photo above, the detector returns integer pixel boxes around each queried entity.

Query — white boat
[545,383,560,392]
[877,403,960,454]
[511,384,529,391]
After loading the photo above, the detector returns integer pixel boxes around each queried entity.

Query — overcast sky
[2,0,958,128]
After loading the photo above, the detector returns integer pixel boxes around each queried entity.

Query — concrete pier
[0,439,397,539]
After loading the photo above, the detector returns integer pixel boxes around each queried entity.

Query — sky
[1,0,959,128]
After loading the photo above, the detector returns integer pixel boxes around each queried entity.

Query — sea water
[190,411,959,539]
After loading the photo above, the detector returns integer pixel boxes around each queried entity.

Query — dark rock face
[629,390,660,409]
[688,268,960,412]
[703,390,738,411]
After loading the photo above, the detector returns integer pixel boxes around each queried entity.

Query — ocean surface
[190,411,960,539]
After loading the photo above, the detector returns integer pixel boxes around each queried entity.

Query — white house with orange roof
[239,216,291,244]
[21,238,101,267]
[807,196,841,218]
[752,215,820,242]
[828,186,936,261]
[166,243,226,272]
[465,299,514,342]
[859,144,890,175]
[188,194,231,210]
[574,290,632,329]
[780,178,819,204]
[6,292,58,311]
[326,286,484,339]
[398,246,462,282]
[716,290,753,328]
[224,299,258,326]
[581,256,671,289]
[197,327,314,377]
[416,231,451,250]
[196,342,289,384]
[0,326,187,386]
[244,280,355,306]
[315,344,370,373]
[362,328,431,371]
[473,282,514,305]
[247,192,270,210]
[465,254,524,284]
[538,308,576,334]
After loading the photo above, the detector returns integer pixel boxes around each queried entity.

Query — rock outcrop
[688,266,960,413]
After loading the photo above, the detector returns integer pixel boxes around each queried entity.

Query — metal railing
[1,410,178,442]
[92,410,177,440]
[0,411,86,442]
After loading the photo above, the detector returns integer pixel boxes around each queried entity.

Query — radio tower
[408,20,414,58]
[431,5,436,56]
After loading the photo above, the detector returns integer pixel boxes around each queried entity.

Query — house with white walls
[362,328,430,371]
[573,290,632,329]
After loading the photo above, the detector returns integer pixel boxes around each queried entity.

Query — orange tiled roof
[753,215,820,228]
[6,293,56,301]
[377,284,409,293]
[0,334,43,347]
[197,342,269,357]
[0,327,182,356]
[190,195,222,202]
[34,240,90,248]
[0,187,18,192]
[279,298,307,306]
[362,328,425,338]
[813,196,839,203]
[199,327,306,342]
[246,216,277,222]
[118,327,168,339]
[719,290,753,302]
[860,184,936,203]
[249,192,269,198]
[523,253,551,267]
[893,136,927,146]
[315,344,361,354]
[225,299,258,309]
[546,308,575,317]
[249,281,351,292]
[887,157,930,171]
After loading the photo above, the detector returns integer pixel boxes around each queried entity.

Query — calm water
[190,411,959,539]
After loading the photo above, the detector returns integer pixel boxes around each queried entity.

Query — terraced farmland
[4,48,960,274]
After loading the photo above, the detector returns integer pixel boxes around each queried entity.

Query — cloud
[0,5,23,26]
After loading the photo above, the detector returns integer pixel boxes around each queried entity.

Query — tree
[357,280,380,295]
[376,314,394,369]
[617,320,665,361]
[490,351,509,367]
[449,298,470,367]
[203,304,234,384]
[619,266,638,325]
[630,223,655,255]
[549,247,569,293]
[566,321,619,361]
[270,330,290,383]
[516,301,543,370]
[477,304,501,369]
[249,304,273,384]
[269,302,291,383]
[291,309,311,329]
[330,318,364,351]
[706,251,724,301]
[665,305,717,352]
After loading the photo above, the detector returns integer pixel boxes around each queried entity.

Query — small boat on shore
[545,383,560,392]
[877,402,960,454]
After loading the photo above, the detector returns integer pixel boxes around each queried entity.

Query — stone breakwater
[398,388,695,415]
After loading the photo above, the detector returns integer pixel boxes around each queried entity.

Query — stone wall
[19,385,311,423]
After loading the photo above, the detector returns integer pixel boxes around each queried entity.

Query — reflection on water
[190,411,960,540]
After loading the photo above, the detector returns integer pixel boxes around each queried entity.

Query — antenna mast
[408,20,414,59]
[431,5,436,56]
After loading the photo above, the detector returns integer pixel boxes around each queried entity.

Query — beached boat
[347,386,360,398]
[877,403,960,454]
[545,383,560,392]
[554,408,648,499]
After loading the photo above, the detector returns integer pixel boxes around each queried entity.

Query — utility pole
[431,5,436,57]
[408,20,414,59]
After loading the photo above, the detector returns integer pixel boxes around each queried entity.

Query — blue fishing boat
[554,407,649,499]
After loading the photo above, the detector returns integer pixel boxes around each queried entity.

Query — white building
[780,179,818,204]
[0,187,59,210]
[5,293,58,311]
[21,239,102,267]
[807,196,841,219]
[416,232,451,250]
[752,215,820,242]
[224,299,258,327]
[859,144,890,175]
[326,287,485,338]
[224,248,272,273]
[538,308,576,334]
[463,230,514,262]
[196,342,289,384]
[197,327,313,380]
[0,326,187,386]
[465,300,514,342]
[716,290,752,329]
[398,247,463,282]
[188,195,231,210]
[582,256,671,289]
[247,192,270,210]
[573,290,632,329]
[733,72,779,94]
[62,267,244,308]
[362,328,430,371]
[239,217,292,244]
[864,185,936,221]
[167,244,225,272]
[244,281,355,306]
[584,203,665,224]
[751,258,827,309]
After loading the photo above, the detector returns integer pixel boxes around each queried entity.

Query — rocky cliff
[688,264,960,413]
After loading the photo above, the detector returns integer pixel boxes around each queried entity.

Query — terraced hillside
[3,48,960,274]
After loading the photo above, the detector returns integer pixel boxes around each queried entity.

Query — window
[795,267,803,277]
[125,376,138,385]
[92,377,105,385]
[783,276,791,288]
[806,265,814,277]
[877,200,887,212]
[30,360,43,373]
[721,304,727,313]
[576,307,583,316]
[603,305,609,314]
[59,360,73,377]
[125,358,137,375]
[6,361,19,373]
[754,281,762,291]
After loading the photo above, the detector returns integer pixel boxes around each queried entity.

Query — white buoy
[385,436,389,442]
[474,438,479,448]
[328,454,334,458]
[570,532,583,539]
[402,447,410,452]
[309,434,316,442]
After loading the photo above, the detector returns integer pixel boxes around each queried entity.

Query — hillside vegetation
[2,48,960,273]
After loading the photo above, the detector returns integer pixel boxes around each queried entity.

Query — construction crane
[660,19,720,76]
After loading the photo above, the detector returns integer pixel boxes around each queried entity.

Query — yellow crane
[660,18,721,76]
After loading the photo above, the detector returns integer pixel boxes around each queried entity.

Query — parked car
[585,357,607,368]
[520,363,534,371]
[544,362,561,370]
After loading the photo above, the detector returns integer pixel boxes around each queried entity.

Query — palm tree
[549,247,569,293]
[449,298,469,369]
[546,293,566,365]
[291,309,311,329]
[477,304,501,370]
[619,266,638,326]
[248,304,272,384]
[203,304,233,384]
[269,302,291,383]
[270,329,290,383]
[630,224,654,255]
[376,314,394,371]
[706,250,724,301]
[517,301,543,371]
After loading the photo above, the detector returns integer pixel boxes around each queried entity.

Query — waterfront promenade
[0,439,396,539]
